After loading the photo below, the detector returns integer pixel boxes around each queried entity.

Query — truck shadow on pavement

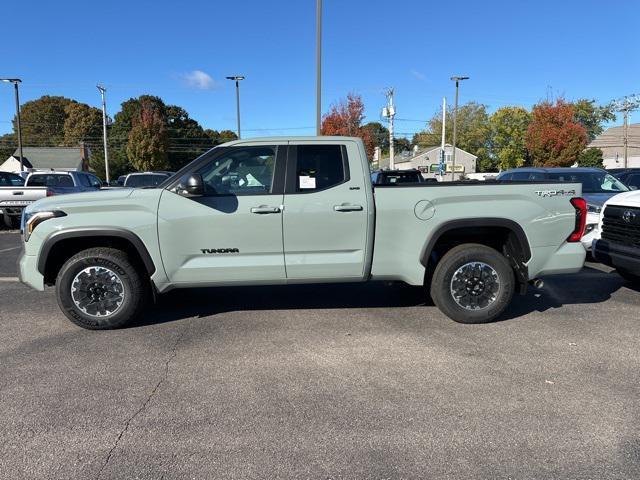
[132,266,632,327]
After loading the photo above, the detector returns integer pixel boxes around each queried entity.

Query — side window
[626,174,640,189]
[195,146,276,195]
[78,174,92,187]
[511,172,532,180]
[294,145,347,192]
[88,174,102,188]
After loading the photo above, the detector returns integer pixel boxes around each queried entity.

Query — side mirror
[180,173,205,196]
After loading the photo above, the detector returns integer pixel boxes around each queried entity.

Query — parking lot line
[0,246,20,254]
[0,277,19,282]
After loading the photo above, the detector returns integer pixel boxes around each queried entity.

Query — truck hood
[603,190,640,209]
[26,188,135,213]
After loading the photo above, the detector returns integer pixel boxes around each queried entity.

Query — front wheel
[430,244,515,324]
[55,247,148,329]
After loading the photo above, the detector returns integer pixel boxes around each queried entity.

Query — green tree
[362,122,390,151]
[203,129,238,145]
[413,102,491,170]
[63,102,103,146]
[577,147,604,168]
[489,106,531,170]
[573,99,616,142]
[0,133,16,160]
[394,137,412,153]
[16,96,75,146]
[166,105,214,170]
[126,103,169,171]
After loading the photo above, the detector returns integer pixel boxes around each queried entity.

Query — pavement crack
[95,324,188,479]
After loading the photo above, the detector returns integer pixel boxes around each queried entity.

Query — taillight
[568,197,587,242]
[46,189,54,197]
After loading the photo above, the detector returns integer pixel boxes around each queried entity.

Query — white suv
[592,190,640,284]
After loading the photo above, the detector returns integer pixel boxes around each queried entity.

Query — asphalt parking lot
[1,230,639,479]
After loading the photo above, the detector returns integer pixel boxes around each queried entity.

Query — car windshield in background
[27,174,74,187]
[125,174,167,188]
[378,172,423,184]
[546,172,629,194]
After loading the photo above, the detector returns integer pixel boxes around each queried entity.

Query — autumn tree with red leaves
[321,94,375,160]
[526,99,588,167]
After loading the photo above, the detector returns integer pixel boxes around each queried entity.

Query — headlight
[586,204,601,214]
[23,210,66,242]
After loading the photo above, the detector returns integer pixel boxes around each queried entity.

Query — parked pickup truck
[0,171,48,228]
[18,137,587,329]
[592,190,640,284]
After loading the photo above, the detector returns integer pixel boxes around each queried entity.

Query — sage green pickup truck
[18,137,587,329]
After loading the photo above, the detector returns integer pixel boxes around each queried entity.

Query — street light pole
[316,0,322,136]
[450,76,469,181]
[97,84,110,183]
[226,76,245,139]
[1,78,24,172]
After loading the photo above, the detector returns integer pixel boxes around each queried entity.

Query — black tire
[3,214,19,229]
[429,243,515,324]
[617,269,640,285]
[55,247,148,329]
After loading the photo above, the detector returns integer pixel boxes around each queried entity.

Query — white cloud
[181,70,217,90]
[410,69,427,81]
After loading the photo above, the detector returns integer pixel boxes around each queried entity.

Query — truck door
[282,142,370,280]
[157,144,287,284]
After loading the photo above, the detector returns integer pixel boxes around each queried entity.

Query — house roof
[589,123,640,148]
[11,147,83,170]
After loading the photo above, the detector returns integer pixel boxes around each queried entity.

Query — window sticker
[299,175,316,189]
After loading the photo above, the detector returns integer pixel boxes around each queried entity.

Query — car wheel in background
[55,247,148,329]
[430,243,515,324]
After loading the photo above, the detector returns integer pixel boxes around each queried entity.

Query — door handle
[250,206,281,214]
[333,204,363,212]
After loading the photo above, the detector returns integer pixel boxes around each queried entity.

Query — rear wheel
[55,247,148,329]
[430,243,515,324]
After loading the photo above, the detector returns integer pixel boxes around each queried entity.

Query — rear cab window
[289,144,348,192]
[27,174,74,187]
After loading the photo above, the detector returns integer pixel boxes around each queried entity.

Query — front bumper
[593,239,640,276]
[18,248,45,291]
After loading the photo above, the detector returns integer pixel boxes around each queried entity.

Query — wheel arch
[38,228,156,285]
[420,218,531,290]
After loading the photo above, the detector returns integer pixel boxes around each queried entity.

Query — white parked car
[592,190,640,284]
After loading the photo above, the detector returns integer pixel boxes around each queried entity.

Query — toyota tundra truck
[18,137,587,329]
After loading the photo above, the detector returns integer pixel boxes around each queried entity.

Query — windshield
[546,172,629,194]
[125,174,167,188]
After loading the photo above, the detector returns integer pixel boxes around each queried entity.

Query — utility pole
[97,84,110,183]
[382,88,396,169]
[316,0,322,135]
[1,78,24,172]
[440,97,446,180]
[609,94,640,168]
[450,76,469,181]
[226,76,245,139]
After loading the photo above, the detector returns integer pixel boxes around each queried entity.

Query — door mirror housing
[179,173,205,197]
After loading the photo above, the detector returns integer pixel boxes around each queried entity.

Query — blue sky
[1,0,638,140]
